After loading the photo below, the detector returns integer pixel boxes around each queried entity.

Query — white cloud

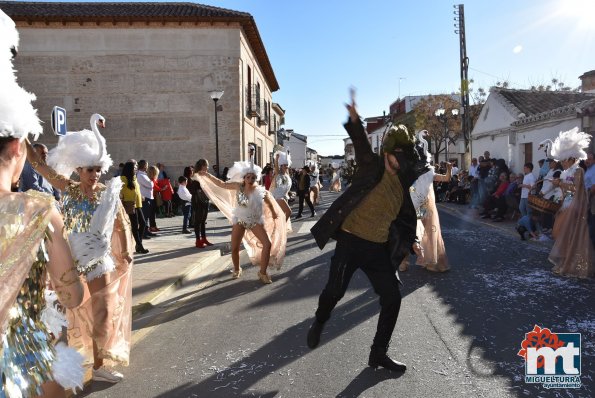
[513,45,523,54]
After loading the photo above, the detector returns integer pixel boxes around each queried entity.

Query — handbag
[122,200,135,215]
[155,191,163,207]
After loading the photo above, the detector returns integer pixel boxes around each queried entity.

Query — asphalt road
[80,191,595,398]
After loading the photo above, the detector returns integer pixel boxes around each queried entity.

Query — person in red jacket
[479,171,510,220]
[157,177,175,217]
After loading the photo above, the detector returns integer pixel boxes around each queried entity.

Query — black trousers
[297,188,315,216]
[315,230,402,350]
[127,210,145,247]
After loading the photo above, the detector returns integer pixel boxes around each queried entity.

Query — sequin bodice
[1,242,56,398]
[62,184,103,234]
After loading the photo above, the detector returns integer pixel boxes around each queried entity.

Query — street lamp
[434,108,459,162]
[209,90,224,177]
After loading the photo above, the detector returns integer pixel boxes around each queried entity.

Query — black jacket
[310,118,419,275]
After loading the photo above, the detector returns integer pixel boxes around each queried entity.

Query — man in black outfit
[307,94,424,373]
[296,165,315,219]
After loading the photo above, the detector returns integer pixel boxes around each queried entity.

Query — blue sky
[19,0,595,155]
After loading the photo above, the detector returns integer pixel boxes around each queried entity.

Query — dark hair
[0,136,17,159]
[119,162,125,168]
[553,170,562,179]
[524,162,534,171]
[122,162,136,190]
[195,159,208,171]
[138,159,148,170]
[178,176,187,184]
[183,166,193,179]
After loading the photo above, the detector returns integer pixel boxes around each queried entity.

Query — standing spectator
[519,162,535,217]
[177,176,193,233]
[263,165,274,190]
[221,166,229,181]
[113,162,124,177]
[188,159,212,248]
[19,143,60,201]
[136,160,156,238]
[157,162,168,179]
[147,165,160,231]
[157,175,174,217]
[468,157,479,208]
[296,165,315,219]
[450,160,459,176]
[120,161,148,253]
[478,152,491,205]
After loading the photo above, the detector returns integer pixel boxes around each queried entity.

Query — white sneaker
[92,367,124,383]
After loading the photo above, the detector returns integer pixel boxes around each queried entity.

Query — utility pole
[454,4,471,169]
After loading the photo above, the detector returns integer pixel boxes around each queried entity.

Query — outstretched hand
[345,87,358,123]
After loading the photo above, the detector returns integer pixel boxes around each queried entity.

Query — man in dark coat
[307,95,425,373]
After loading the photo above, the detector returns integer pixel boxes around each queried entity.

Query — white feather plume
[40,290,68,337]
[274,150,291,167]
[227,161,262,183]
[549,127,591,161]
[0,9,43,141]
[47,117,113,177]
[52,342,85,392]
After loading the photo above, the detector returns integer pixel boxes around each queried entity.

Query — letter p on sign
[51,106,67,136]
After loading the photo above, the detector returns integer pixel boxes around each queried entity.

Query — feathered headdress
[549,127,591,162]
[275,150,291,167]
[0,9,43,141]
[382,124,416,154]
[227,161,262,183]
[416,130,432,163]
[47,113,112,177]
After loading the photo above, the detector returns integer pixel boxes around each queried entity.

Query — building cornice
[1,1,279,91]
[512,98,595,127]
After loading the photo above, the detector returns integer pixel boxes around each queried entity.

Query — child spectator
[157,176,175,217]
[519,162,536,217]
[177,176,192,233]
[516,213,542,241]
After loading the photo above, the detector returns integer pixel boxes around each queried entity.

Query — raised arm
[344,98,374,166]
[434,162,452,182]
[199,171,240,190]
[26,140,72,192]
[45,207,84,309]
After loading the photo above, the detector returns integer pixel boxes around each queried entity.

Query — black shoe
[516,226,527,240]
[311,211,317,217]
[146,232,157,237]
[493,216,504,222]
[368,350,407,372]
[295,214,303,219]
[135,245,149,254]
[182,229,191,234]
[306,319,325,349]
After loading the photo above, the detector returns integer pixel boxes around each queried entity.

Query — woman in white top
[270,151,292,221]
[198,161,286,284]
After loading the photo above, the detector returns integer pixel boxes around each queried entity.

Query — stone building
[2,1,281,174]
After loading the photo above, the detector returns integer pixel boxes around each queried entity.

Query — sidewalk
[130,209,233,316]
[437,200,555,246]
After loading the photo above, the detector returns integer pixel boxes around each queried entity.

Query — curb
[130,250,229,318]
[437,203,517,237]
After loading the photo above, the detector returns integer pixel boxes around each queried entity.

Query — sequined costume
[197,175,287,269]
[232,185,266,229]
[270,174,291,200]
[549,166,595,278]
[0,191,83,398]
[405,169,449,272]
[63,178,134,367]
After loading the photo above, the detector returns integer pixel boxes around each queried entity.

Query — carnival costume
[0,9,84,396]
[329,163,342,192]
[548,128,594,278]
[198,161,287,269]
[41,114,134,367]
[406,131,449,272]
[270,151,292,201]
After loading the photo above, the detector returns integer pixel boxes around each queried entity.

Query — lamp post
[434,108,459,162]
[209,90,224,177]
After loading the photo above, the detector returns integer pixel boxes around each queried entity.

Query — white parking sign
[51,106,67,136]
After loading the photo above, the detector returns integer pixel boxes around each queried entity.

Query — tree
[412,95,461,163]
